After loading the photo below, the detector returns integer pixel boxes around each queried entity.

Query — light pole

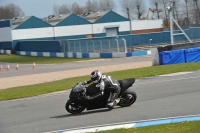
[150,39,152,47]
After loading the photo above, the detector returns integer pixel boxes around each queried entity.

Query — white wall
[54,24,93,37]
[0,27,12,42]
[93,21,130,34]
[12,27,54,40]
[131,19,163,30]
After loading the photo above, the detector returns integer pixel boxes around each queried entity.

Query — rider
[82,70,121,109]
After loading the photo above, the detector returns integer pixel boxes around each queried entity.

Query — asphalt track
[0,56,151,78]
[0,70,200,133]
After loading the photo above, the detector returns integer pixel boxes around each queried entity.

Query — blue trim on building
[94,11,129,24]
[119,31,130,35]
[14,16,53,29]
[55,35,86,40]
[0,20,11,28]
[18,40,61,52]
[0,41,12,50]
[56,13,91,26]
[93,33,106,37]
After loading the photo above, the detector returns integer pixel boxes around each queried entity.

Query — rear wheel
[65,100,86,114]
[118,90,137,107]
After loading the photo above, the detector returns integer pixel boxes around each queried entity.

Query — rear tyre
[118,90,137,107]
[65,100,86,114]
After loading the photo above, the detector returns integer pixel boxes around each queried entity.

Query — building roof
[82,11,109,23]
[42,14,71,26]
[12,16,31,29]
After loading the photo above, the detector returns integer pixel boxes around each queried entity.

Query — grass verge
[0,54,94,64]
[95,121,200,133]
[0,62,200,101]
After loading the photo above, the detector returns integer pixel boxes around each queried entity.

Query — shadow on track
[50,107,122,119]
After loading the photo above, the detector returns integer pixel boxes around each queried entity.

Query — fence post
[68,41,71,52]
[122,38,127,53]
[74,42,76,52]
[99,40,102,52]
[85,41,88,53]
[107,39,111,52]
[78,41,81,53]
[91,40,95,53]
[115,39,119,53]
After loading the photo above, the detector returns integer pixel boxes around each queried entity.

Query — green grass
[0,54,94,64]
[95,121,200,133]
[0,62,200,101]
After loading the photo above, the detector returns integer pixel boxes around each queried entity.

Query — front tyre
[118,90,137,107]
[65,100,86,114]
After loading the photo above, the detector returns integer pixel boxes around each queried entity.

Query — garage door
[106,28,118,37]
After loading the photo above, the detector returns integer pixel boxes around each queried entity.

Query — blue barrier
[159,50,186,65]
[159,47,200,65]
[185,47,200,62]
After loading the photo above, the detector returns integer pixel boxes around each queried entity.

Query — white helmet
[91,70,102,83]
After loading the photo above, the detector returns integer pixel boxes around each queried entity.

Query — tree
[0,3,25,19]
[193,0,200,24]
[71,2,85,15]
[134,0,146,20]
[161,0,169,21]
[120,0,135,19]
[98,0,115,11]
[120,0,145,20]
[85,0,98,13]
[53,4,71,15]
[150,0,163,19]
[185,0,189,23]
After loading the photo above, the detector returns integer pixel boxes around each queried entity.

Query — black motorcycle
[65,78,137,114]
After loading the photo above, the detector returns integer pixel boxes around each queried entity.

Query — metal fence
[60,38,127,53]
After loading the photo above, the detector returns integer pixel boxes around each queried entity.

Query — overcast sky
[0,0,150,18]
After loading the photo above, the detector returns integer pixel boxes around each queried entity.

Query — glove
[82,81,87,85]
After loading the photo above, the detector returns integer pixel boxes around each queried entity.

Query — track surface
[0,70,200,133]
[0,56,151,78]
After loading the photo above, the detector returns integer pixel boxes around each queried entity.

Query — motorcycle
[65,78,137,114]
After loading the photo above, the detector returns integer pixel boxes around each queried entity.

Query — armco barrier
[0,49,11,54]
[159,47,200,65]
[53,114,200,133]
[16,50,151,58]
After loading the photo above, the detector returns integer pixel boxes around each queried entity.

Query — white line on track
[45,114,200,133]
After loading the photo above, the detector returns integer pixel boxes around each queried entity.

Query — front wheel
[118,90,137,107]
[65,100,86,114]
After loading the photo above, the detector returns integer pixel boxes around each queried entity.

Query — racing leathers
[83,74,121,109]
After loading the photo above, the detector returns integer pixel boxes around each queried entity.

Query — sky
[0,0,150,18]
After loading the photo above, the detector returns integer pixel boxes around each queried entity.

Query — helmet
[91,70,102,83]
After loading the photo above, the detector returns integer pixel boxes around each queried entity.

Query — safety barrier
[16,50,151,58]
[0,49,11,54]
[159,47,200,65]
